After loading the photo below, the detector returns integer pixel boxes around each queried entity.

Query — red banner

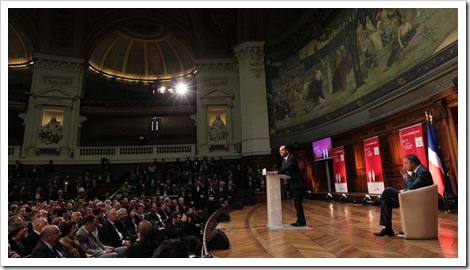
[399,123,427,167]
[332,146,348,193]
[364,136,384,194]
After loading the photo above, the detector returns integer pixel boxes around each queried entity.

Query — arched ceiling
[8,24,33,65]
[88,22,196,81]
[8,8,328,82]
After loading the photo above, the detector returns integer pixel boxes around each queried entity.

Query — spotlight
[325,193,333,201]
[176,83,188,94]
[158,85,166,93]
[339,193,348,203]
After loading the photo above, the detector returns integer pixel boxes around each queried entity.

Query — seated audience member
[126,220,158,258]
[30,225,66,258]
[124,207,139,236]
[373,154,434,236]
[165,211,200,254]
[116,208,137,242]
[25,218,48,251]
[100,208,132,248]
[26,210,41,234]
[153,239,189,258]
[76,215,126,258]
[120,182,131,196]
[146,203,165,228]
[9,221,32,257]
[59,221,91,258]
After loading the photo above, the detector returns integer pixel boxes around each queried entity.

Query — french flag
[427,122,454,196]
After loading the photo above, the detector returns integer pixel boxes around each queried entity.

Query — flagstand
[442,193,450,213]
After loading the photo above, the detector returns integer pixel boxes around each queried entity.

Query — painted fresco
[268,8,458,132]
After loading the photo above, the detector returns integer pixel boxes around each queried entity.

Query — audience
[7,156,250,258]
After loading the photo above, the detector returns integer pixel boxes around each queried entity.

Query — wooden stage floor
[209,199,460,265]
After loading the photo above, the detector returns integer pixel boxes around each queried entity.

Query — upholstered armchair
[398,184,438,239]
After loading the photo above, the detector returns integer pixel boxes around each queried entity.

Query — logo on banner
[399,124,427,167]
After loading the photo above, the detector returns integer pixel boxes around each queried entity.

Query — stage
[210,199,459,260]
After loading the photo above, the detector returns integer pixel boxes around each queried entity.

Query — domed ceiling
[89,22,196,81]
[8,24,33,65]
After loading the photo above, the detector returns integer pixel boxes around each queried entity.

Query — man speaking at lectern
[273,145,306,226]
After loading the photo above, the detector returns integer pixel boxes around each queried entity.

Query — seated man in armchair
[373,154,434,236]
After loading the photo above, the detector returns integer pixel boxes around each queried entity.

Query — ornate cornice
[34,53,84,72]
[195,59,236,72]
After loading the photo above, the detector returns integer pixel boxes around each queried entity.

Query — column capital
[234,41,265,61]
[234,41,266,78]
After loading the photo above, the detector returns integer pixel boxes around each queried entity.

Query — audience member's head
[51,217,65,226]
[8,215,23,229]
[39,225,62,245]
[8,221,27,239]
[138,219,154,240]
[32,217,49,233]
[70,211,83,223]
[58,221,78,238]
[153,239,189,258]
[82,215,98,232]
[106,208,118,222]
[116,208,128,221]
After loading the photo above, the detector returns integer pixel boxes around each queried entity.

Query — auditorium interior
[5,6,462,266]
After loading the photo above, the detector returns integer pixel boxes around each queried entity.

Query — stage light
[325,193,333,201]
[176,83,188,94]
[158,85,166,93]
[339,193,348,202]
[362,194,372,205]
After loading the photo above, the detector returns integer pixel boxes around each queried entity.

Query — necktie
[52,246,64,258]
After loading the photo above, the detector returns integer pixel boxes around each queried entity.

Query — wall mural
[267,8,458,134]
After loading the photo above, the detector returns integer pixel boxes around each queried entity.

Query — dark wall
[80,115,196,146]
[8,109,25,146]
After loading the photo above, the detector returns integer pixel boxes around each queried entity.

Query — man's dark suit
[24,231,40,251]
[30,241,66,258]
[379,165,434,229]
[278,154,306,224]
[100,220,125,247]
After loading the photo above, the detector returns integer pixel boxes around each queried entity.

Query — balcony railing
[8,144,196,164]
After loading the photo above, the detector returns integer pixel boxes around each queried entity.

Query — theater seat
[398,184,438,240]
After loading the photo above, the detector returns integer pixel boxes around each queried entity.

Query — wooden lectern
[265,171,290,229]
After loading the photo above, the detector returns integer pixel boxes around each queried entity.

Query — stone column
[20,53,85,160]
[234,41,271,156]
[195,59,240,158]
